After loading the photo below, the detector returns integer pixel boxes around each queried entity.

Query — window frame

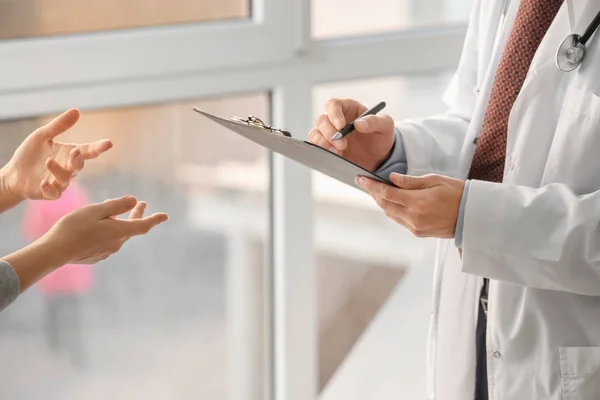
[0,0,298,93]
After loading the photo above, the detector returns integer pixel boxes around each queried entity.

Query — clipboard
[193,108,393,190]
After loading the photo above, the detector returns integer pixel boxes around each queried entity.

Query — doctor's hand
[309,98,396,171]
[0,108,113,203]
[357,173,465,238]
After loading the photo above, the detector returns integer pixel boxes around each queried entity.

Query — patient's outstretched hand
[1,108,113,201]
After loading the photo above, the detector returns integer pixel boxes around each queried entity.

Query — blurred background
[0,1,472,399]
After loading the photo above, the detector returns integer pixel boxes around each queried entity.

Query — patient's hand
[0,108,113,203]
[2,197,168,292]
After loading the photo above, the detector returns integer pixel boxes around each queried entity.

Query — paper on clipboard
[193,107,393,190]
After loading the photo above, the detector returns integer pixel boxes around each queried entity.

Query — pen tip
[332,132,342,141]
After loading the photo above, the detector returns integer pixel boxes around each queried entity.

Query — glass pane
[313,0,474,39]
[312,71,454,393]
[0,0,249,40]
[0,93,270,400]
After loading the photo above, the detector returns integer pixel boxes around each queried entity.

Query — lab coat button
[493,351,502,359]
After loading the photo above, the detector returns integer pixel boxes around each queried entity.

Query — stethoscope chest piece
[556,34,586,72]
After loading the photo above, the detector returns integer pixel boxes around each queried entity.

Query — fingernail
[125,196,136,206]
[355,177,365,187]
[331,139,344,150]
[354,118,368,130]
[330,146,342,155]
[334,118,344,130]
[72,148,81,156]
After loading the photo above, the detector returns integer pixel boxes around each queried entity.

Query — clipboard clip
[231,115,292,137]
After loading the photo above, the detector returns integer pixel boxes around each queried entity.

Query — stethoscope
[556,10,600,71]
[498,0,600,72]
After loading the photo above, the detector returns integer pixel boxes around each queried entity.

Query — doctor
[310,0,600,399]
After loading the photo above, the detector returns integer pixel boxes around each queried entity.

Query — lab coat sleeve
[394,0,481,178]
[462,180,600,296]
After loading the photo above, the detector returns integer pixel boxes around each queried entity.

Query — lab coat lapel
[567,0,584,29]
[504,3,572,158]
[565,0,600,31]
[505,0,600,180]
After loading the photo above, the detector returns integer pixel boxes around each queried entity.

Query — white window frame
[0,0,297,93]
[0,1,468,399]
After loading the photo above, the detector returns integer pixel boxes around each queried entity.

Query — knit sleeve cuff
[0,261,21,311]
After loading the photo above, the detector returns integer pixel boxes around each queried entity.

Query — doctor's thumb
[354,114,394,135]
[390,173,434,190]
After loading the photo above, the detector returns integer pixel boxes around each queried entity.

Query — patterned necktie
[468,0,564,182]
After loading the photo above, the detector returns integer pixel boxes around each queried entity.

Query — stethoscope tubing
[499,1,600,71]
[579,10,600,45]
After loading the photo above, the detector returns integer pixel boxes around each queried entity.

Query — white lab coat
[395,0,600,398]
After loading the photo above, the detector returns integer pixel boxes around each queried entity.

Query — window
[312,0,473,38]
[0,93,270,400]
[0,0,470,397]
[312,71,453,394]
[0,0,249,39]
[0,0,296,93]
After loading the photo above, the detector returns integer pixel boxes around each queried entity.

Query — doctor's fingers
[357,176,413,206]
[372,197,419,233]
[325,98,367,130]
[372,195,408,218]
[373,196,432,238]
[325,98,367,131]
[353,114,395,136]
[308,127,343,155]
[314,113,347,151]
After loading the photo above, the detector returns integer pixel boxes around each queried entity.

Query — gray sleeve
[374,128,408,178]
[0,261,21,312]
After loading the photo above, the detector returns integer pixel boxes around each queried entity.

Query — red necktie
[468,0,564,182]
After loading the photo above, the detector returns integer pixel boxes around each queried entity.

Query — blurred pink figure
[22,181,92,368]
[23,181,92,294]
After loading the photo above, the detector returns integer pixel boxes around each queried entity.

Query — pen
[332,101,386,141]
